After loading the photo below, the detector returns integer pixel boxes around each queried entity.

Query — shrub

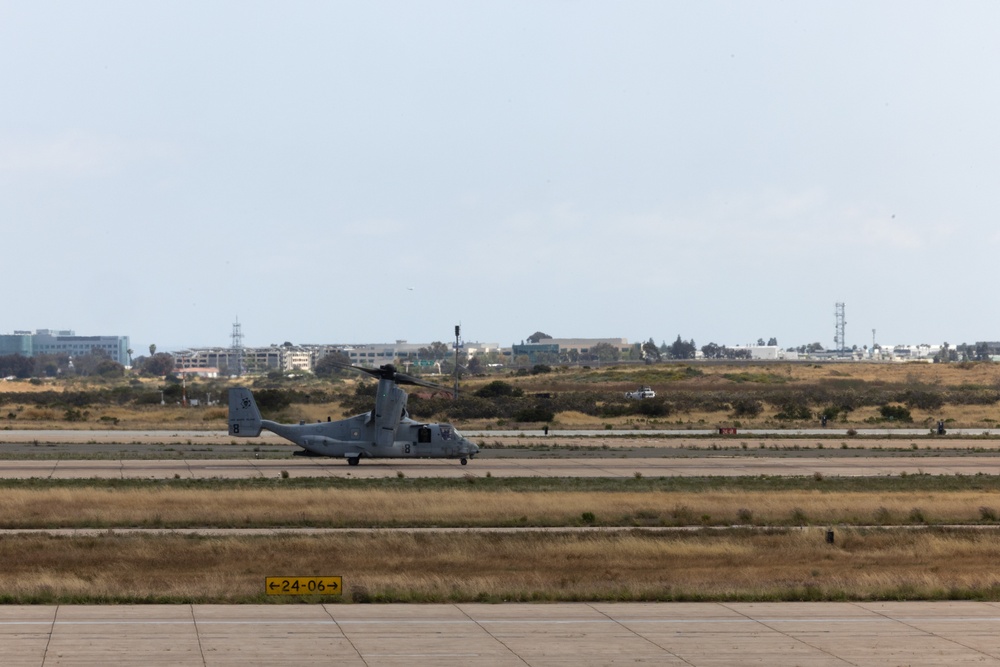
[821,406,842,421]
[514,405,555,423]
[253,389,293,414]
[731,397,763,418]
[636,399,671,417]
[475,381,523,399]
[671,505,694,523]
[775,401,812,421]
[903,389,945,411]
[879,404,913,422]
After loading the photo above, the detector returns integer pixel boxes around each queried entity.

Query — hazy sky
[3,2,999,353]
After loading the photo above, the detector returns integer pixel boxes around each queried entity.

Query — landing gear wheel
[460,458,468,465]
[348,456,360,466]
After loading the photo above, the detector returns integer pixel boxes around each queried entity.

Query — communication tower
[834,302,846,352]
[230,317,245,377]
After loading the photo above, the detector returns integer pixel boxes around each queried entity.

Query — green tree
[71,350,110,376]
[668,335,696,359]
[94,359,125,378]
[418,342,450,360]
[0,354,34,379]
[141,353,175,377]
[589,342,620,363]
[642,338,661,362]
[467,357,483,374]
[33,353,69,377]
[934,342,957,363]
[527,331,552,343]
[314,350,352,378]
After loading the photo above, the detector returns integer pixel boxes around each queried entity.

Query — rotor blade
[329,361,382,379]
[328,360,454,393]
[393,371,454,393]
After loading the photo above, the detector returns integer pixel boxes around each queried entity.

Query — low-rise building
[0,329,130,365]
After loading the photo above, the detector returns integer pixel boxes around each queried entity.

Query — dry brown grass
[4,361,1000,430]
[3,529,1000,603]
[3,487,1000,528]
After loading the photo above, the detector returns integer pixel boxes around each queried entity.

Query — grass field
[3,362,1000,603]
[5,481,1000,528]
[0,476,1000,603]
[2,529,1000,604]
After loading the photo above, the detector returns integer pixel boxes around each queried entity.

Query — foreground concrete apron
[4,602,1000,666]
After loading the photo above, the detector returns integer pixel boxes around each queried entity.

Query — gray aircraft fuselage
[266,413,477,460]
[228,381,478,463]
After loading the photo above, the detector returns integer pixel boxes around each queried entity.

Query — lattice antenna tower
[230,317,245,377]
[834,302,846,352]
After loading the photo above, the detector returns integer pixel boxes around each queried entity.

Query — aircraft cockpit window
[440,426,452,440]
[417,426,432,443]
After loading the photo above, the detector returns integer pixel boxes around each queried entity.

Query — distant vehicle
[625,386,656,399]
[228,363,479,465]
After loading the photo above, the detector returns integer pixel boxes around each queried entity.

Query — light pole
[453,325,462,398]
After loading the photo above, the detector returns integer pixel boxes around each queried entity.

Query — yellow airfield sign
[265,576,342,596]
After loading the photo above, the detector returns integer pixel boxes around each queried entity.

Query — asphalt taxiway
[0,455,997,479]
[7,601,1000,666]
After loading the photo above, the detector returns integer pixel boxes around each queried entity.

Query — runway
[6,601,1000,666]
[1,455,998,479]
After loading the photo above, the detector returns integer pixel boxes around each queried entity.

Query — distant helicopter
[227,363,479,465]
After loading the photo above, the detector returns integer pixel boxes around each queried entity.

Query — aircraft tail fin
[228,387,263,437]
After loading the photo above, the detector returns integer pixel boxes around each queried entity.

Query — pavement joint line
[247,457,267,479]
[40,604,57,666]
[455,603,530,666]
[720,602,858,666]
[587,602,694,666]
[321,604,367,666]
[855,601,1000,662]
[189,604,207,667]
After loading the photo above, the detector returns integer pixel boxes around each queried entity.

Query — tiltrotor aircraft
[227,363,479,465]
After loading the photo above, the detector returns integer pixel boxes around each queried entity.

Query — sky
[3,2,1000,354]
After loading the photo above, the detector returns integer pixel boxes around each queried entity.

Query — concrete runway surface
[0,455,998,479]
[4,601,1000,666]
